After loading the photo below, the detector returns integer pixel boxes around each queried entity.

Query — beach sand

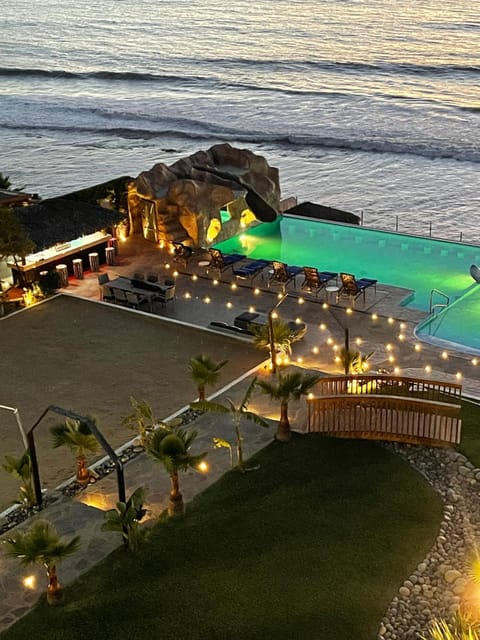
[0,295,263,511]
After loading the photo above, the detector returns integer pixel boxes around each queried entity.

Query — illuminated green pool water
[215,215,480,311]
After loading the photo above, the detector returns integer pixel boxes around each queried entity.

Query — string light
[441,351,448,359]
[415,344,422,352]
[226,301,233,309]
[355,338,362,346]
[472,358,478,366]
[230,283,237,291]
[346,308,353,315]
[398,334,405,341]
[327,337,334,345]
[400,323,406,330]
[296,357,304,363]
[371,313,378,320]
[204,296,211,304]
[249,306,256,313]
[319,323,326,331]
[184,292,191,299]
[456,372,463,380]
[298,297,305,305]
[271,311,278,319]
[295,317,302,324]
[173,270,179,277]
[393,366,400,374]
[312,346,319,354]
[254,288,260,296]
[192,274,198,281]
[425,365,432,373]
[385,344,392,352]
[277,292,283,299]
[212,279,219,286]
[322,302,329,309]
[388,317,394,325]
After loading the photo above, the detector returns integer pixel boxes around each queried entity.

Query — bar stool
[88,252,99,272]
[105,246,115,266]
[108,237,119,256]
[72,258,84,280]
[56,264,69,287]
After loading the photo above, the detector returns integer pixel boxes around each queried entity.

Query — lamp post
[268,293,288,374]
[0,404,28,449]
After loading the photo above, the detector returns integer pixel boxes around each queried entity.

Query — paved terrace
[1,235,479,633]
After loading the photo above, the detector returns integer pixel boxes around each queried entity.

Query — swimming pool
[415,285,480,355]
[215,215,480,311]
[215,215,480,351]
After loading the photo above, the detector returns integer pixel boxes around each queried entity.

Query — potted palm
[188,353,227,401]
[191,377,270,472]
[147,426,206,517]
[2,450,36,508]
[50,417,99,485]
[2,519,80,605]
[102,486,148,552]
[256,370,321,442]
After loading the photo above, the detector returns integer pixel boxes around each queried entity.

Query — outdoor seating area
[300,267,338,296]
[98,273,175,310]
[337,272,378,304]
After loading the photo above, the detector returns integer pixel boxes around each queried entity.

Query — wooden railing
[307,375,462,446]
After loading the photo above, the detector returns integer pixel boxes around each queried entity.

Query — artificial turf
[1,433,442,640]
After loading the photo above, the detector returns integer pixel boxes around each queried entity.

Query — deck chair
[268,261,303,290]
[232,259,269,285]
[300,267,338,296]
[208,248,245,274]
[338,273,377,304]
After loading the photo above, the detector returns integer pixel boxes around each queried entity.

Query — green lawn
[2,433,442,640]
[459,399,480,466]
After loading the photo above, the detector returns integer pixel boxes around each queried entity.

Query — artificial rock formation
[127,143,281,248]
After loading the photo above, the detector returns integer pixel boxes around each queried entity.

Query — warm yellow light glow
[456,372,463,380]
[472,358,479,366]
[415,344,422,352]
[307,393,314,400]
[319,323,326,330]
[297,357,303,363]
[346,308,353,315]
[22,575,36,590]
[226,302,233,309]
[388,355,395,363]
[332,344,338,352]
[398,334,405,341]
[322,303,328,309]
[385,344,392,352]
[277,292,283,300]
[271,311,278,319]
[327,337,333,345]
[204,296,211,304]
[254,288,260,296]
[388,317,394,325]
[197,461,209,473]
[192,274,198,281]
[298,297,305,305]
[231,283,237,291]
[441,351,449,359]
[355,338,362,346]
[295,317,302,324]
[184,292,191,299]
[394,367,400,374]
[400,323,406,330]
[334,356,341,363]
[249,306,255,313]
[312,346,319,354]
[206,218,221,243]
[165,263,170,269]
[425,365,432,373]
[173,270,179,277]
[371,313,378,320]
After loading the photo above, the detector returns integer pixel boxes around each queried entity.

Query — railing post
[395,216,399,232]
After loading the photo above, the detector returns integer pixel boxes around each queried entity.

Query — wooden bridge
[307,375,462,446]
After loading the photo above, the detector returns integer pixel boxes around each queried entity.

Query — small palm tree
[420,613,480,639]
[339,347,374,375]
[251,319,306,367]
[102,486,148,552]
[256,371,321,442]
[2,519,81,605]
[191,377,270,472]
[122,397,158,447]
[188,353,228,401]
[2,450,36,508]
[51,417,99,485]
[147,426,206,517]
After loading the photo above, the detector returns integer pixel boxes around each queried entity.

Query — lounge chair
[232,259,269,285]
[268,261,302,290]
[207,248,246,274]
[300,267,338,296]
[337,273,377,304]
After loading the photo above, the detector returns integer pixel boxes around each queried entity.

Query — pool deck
[1,234,480,634]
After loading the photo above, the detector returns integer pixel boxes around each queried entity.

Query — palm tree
[339,347,374,375]
[122,397,158,447]
[102,486,148,552]
[147,426,206,517]
[256,370,321,442]
[250,319,306,367]
[2,450,35,508]
[191,377,270,472]
[420,613,480,639]
[188,353,228,401]
[2,519,81,605]
[50,417,99,485]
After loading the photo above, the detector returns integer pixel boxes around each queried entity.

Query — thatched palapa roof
[14,198,124,251]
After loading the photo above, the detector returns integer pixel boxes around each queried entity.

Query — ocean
[1,0,479,240]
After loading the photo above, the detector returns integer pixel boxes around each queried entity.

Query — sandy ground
[0,296,263,511]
